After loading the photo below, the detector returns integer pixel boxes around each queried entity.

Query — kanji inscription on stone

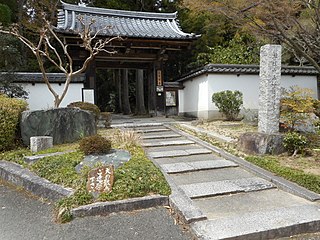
[87,165,114,194]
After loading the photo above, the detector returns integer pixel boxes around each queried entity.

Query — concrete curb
[71,195,169,218]
[166,124,320,202]
[0,160,74,201]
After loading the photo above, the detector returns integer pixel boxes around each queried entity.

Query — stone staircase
[129,124,320,240]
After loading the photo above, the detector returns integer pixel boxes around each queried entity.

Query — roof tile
[56,2,197,40]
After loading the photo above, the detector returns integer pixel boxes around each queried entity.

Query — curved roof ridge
[60,1,177,20]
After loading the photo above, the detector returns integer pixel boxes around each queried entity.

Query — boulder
[238,132,285,155]
[20,108,96,145]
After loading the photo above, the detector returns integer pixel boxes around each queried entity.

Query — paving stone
[153,154,222,165]
[180,177,275,199]
[191,205,320,240]
[141,139,194,147]
[149,148,211,158]
[193,189,314,220]
[161,160,238,174]
[136,128,171,133]
[186,149,212,155]
[146,144,203,152]
[171,168,254,185]
[141,134,181,140]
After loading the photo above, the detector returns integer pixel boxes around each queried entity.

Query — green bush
[79,135,111,155]
[212,90,243,120]
[283,131,308,155]
[67,101,101,121]
[0,95,28,151]
[0,4,12,26]
[313,99,320,118]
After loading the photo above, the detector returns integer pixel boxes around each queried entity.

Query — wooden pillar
[85,59,96,104]
[148,64,156,116]
[135,69,146,115]
[116,69,122,113]
[121,68,131,115]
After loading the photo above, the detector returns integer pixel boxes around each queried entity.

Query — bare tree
[0,15,119,107]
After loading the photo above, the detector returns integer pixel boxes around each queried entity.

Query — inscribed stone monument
[258,44,282,134]
[238,44,285,155]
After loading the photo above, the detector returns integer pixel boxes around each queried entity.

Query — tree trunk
[135,69,146,115]
[121,69,131,115]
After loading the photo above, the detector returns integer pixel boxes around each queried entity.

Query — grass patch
[30,151,84,188]
[98,145,171,201]
[245,155,320,194]
[0,148,31,166]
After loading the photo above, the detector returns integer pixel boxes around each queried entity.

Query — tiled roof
[0,73,85,83]
[56,2,198,40]
[177,64,319,82]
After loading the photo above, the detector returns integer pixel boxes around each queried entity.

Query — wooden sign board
[87,165,114,194]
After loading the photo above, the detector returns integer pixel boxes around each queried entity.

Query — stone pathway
[125,123,320,240]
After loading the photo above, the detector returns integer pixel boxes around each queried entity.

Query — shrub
[212,90,243,120]
[100,112,112,128]
[67,101,100,121]
[313,99,320,118]
[0,94,28,151]
[79,135,111,155]
[283,131,308,155]
[280,87,315,130]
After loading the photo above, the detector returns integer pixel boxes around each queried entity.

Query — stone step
[153,154,222,165]
[141,139,194,147]
[191,204,320,240]
[180,177,275,199]
[148,148,212,159]
[193,189,315,220]
[136,128,171,133]
[161,160,238,174]
[171,167,255,186]
[141,134,182,140]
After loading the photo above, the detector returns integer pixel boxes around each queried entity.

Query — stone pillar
[258,44,282,134]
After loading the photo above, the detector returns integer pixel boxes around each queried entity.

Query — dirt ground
[196,120,320,176]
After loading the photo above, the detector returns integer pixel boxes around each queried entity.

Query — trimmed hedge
[0,94,28,151]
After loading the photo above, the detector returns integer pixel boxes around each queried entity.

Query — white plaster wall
[179,73,318,120]
[281,75,318,98]
[181,75,209,118]
[207,74,259,111]
[21,83,84,110]
[178,89,184,112]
